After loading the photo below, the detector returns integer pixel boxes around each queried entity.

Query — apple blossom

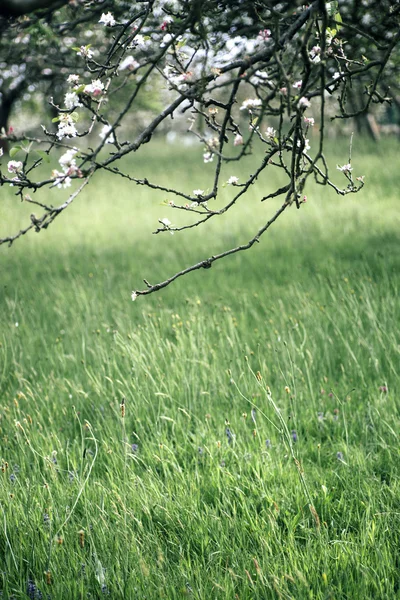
[76,45,93,59]
[57,114,78,140]
[258,29,271,41]
[265,127,276,139]
[99,12,116,27]
[7,160,23,173]
[99,125,115,144]
[227,176,239,185]
[304,117,315,126]
[233,134,243,146]
[298,97,311,109]
[67,74,80,85]
[240,98,262,110]
[84,80,104,97]
[337,163,352,173]
[64,92,81,110]
[51,169,72,189]
[119,56,140,71]
[203,152,214,163]
[131,291,138,301]
[193,189,204,197]
[293,80,303,90]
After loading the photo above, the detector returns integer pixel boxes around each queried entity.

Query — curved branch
[133,200,290,298]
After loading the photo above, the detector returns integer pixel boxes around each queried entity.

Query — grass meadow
[0,137,399,599]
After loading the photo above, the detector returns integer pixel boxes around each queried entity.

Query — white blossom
[337,163,352,173]
[203,152,214,163]
[293,80,303,90]
[304,116,315,127]
[298,97,311,109]
[64,92,81,109]
[99,124,115,144]
[51,169,72,188]
[265,127,276,139]
[57,114,78,140]
[131,291,138,301]
[310,45,321,63]
[84,79,104,97]
[99,12,116,26]
[7,160,23,173]
[77,45,93,59]
[160,217,171,226]
[193,189,204,197]
[119,56,139,71]
[0,147,3,157]
[233,134,243,146]
[240,98,262,111]
[227,176,239,185]
[67,74,80,85]
[59,148,78,170]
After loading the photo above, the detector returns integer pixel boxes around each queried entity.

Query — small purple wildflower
[27,580,36,600]
[101,584,109,595]
[317,412,324,421]
[220,460,226,468]
[291,430,298,443]
[68,470,76,483]
[336,451,344,462]
[10,473,16,483]
[265,439,272,449]
[328,392,333,398]
[198,447,204,456]
[379,386,388,394]
[43,513,50,526]
[131,443,139,454]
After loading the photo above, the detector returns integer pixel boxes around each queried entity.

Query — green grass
[0,137,399,599]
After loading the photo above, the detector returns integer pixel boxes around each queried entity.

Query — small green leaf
[70,112,79,122]
[334,12,343,31]
[36,150,50,163]
[9,146,22,158]
[52,116,60,123]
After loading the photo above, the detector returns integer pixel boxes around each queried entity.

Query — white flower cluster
[7,160,23,173]
[119,55,140,71]
[64,91,81,110]
[227,176,239,185]
[265,127,276,139]
[51,148,79,188]
[99,124,116,144]
[56,113,78,140]
[309,45,321,64]
[163,65,192,89]
[99,12,116,26]
[77,45,93,59]
[240,98,262,111]
[203,152,213,163]
[84,79,104,97]
[298,97,311,109]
